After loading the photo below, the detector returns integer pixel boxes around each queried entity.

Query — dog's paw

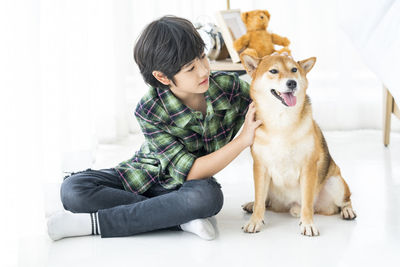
[299,221,320,237]
[289,203,300,218]
[242,217,264,233]
[241,202,254,213]
[341,206,357,220]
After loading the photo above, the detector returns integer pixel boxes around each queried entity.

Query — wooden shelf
[210,59,245,71]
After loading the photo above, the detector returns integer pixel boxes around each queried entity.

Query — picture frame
[215,9,247,63]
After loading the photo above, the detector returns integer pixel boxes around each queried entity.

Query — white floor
[7,130,400,267]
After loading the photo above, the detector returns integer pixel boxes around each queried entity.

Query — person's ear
[152,71,171,86]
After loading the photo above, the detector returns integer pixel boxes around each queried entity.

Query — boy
[47,16,262,241]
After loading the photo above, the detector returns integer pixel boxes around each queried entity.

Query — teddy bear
[233,10,291,59]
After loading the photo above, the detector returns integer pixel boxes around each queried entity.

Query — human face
[169,53,210,97]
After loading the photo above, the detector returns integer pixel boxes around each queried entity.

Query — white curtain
[0,0,230,189]
[39,0,136,174]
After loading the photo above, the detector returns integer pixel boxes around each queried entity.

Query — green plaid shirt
[115,71,250,194]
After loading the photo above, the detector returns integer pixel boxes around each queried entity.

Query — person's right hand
[238,102,263,147]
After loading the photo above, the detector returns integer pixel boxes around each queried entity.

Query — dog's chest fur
[252,118,315,188]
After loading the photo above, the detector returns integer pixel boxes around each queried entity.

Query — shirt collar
[157,87,193,128]
[206,75,232,111]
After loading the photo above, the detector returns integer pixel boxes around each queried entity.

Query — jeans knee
[207,179,224,215]
[60,177,90,213]
[184,178,224,217]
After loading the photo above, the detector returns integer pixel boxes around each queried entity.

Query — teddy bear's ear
[263,10,270,20]
[241,12,249,24]
[240,51,261,77]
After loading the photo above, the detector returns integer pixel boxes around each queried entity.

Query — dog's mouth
[271,89,297,107]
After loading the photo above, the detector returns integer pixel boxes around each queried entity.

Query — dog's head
[241,52,316,109]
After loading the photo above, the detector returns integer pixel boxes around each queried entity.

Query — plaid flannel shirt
[115,71,251,194]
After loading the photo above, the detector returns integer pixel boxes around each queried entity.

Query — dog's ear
[298,57,316,74]
[240,52,261,77]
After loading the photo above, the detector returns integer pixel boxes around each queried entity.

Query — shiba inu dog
[240,51,356,236]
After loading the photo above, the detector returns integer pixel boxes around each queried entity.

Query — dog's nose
[286,80,297,90]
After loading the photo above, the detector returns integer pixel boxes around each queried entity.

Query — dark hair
[134,16,205,89]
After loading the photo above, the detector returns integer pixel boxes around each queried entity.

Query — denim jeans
[60,168,224,238]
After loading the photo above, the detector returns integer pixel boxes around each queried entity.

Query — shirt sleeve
[234,73,251,115]
[227,73,252,137]
[238,75,251,102]
[136,112,197,186]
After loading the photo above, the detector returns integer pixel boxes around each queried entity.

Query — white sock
[47,210,101,241]
[180,218,215,240]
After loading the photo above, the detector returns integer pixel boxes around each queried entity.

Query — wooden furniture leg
[383,85,393,147]
[394,96,400,120]
[383,86,400,147]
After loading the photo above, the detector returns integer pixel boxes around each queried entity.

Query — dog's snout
[287,80,297,90]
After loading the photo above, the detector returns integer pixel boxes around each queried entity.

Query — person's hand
[238,102,263,147]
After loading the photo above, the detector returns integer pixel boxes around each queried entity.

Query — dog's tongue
[282,92,297,107]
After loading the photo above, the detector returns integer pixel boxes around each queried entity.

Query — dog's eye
[291,68,297,73]
[269,69,278,74]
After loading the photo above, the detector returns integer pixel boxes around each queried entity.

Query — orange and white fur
[240,51,356,236]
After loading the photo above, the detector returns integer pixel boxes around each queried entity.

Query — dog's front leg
[243,159,270,233]
[299,164,320,236]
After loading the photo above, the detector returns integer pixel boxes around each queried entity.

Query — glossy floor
[10,130,400,267]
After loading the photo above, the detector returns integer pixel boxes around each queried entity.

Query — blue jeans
[60,168,224,238]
